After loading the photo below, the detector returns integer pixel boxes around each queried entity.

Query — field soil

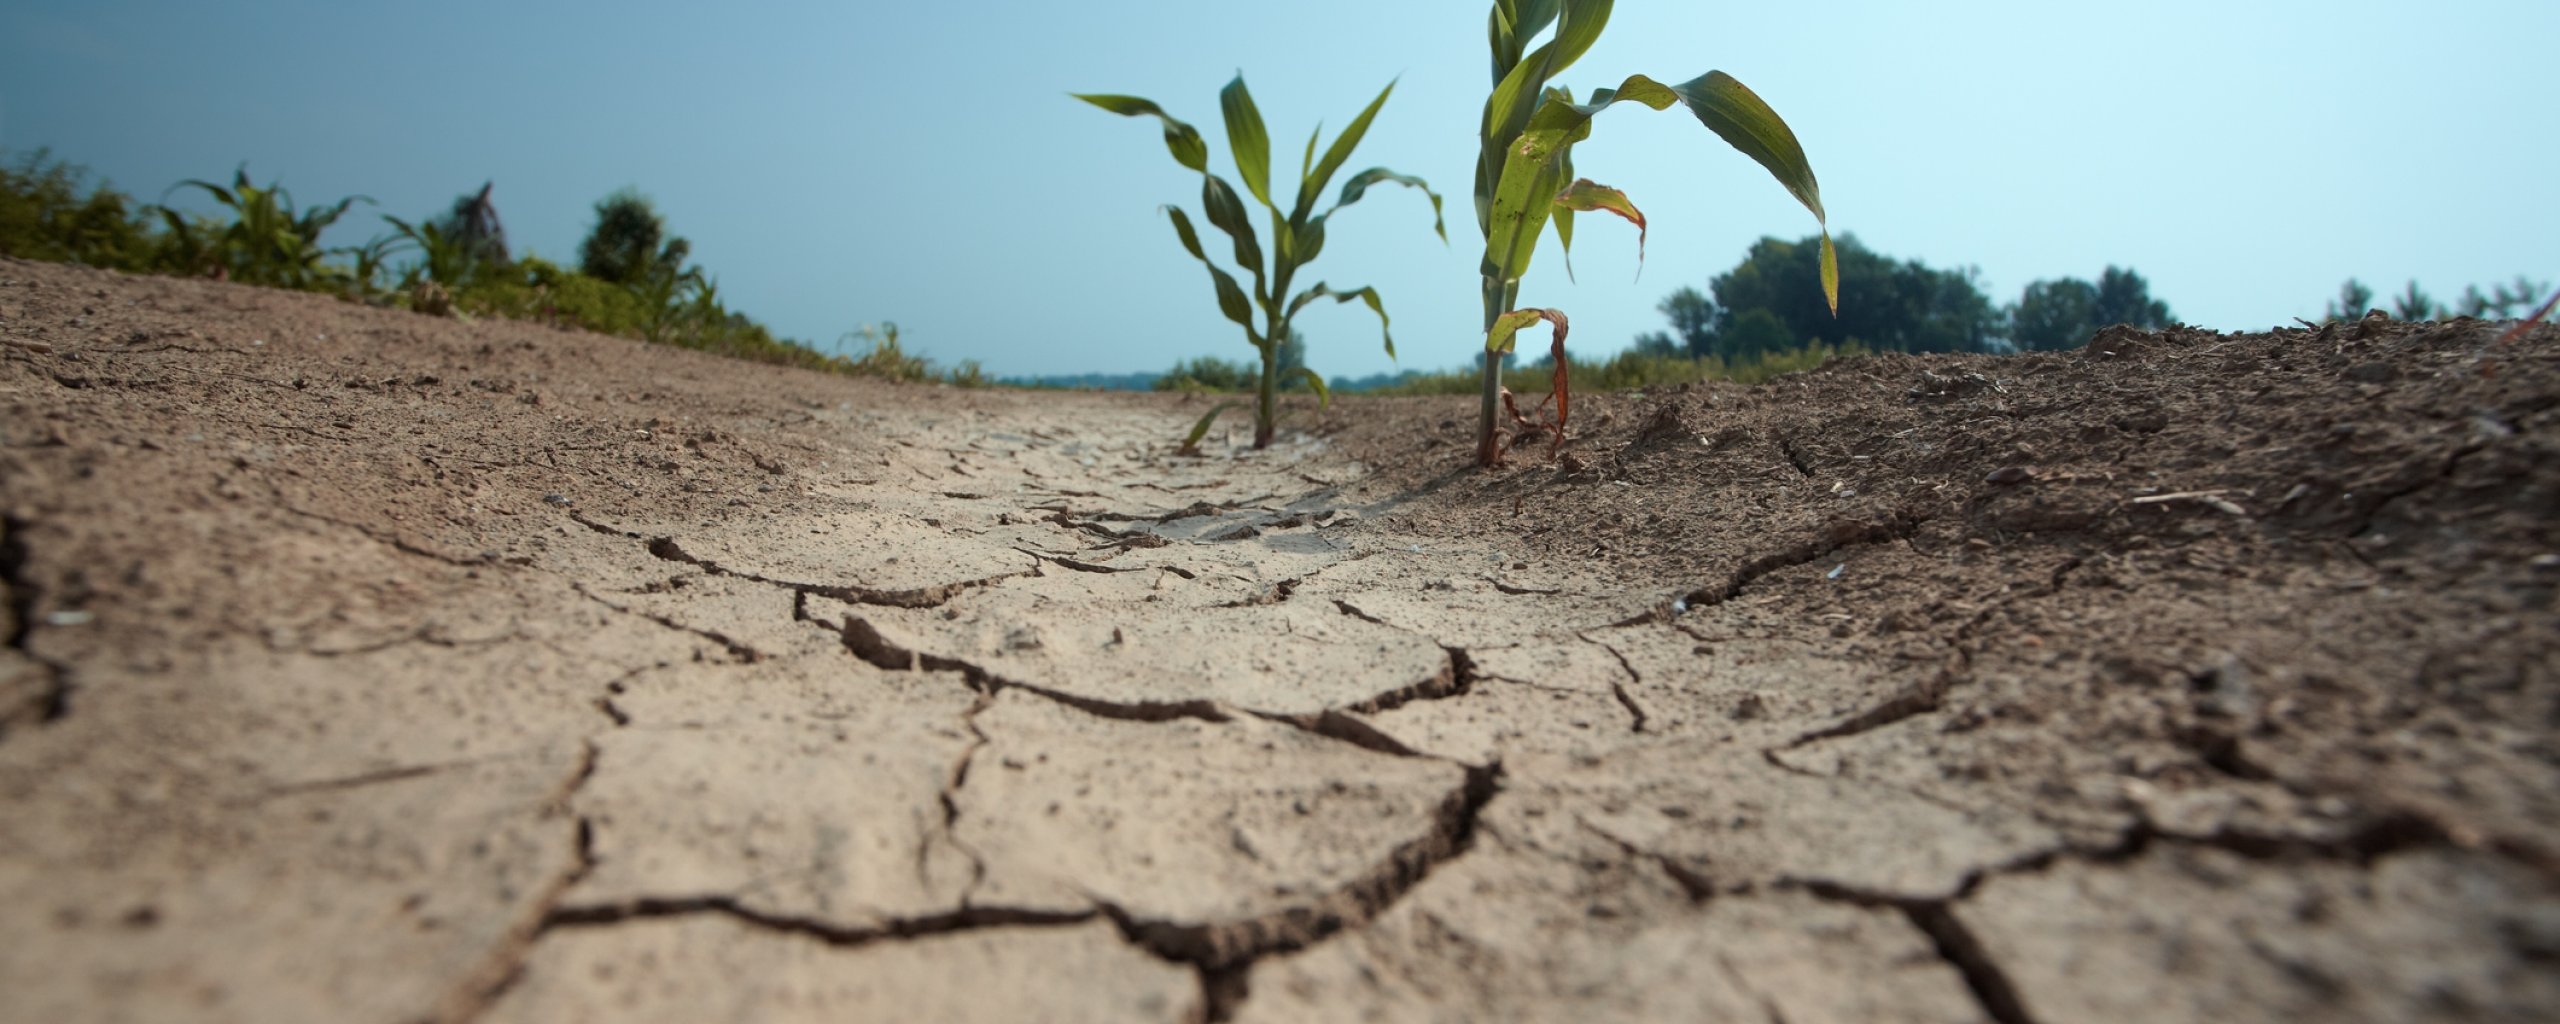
[2,254,2556,1023]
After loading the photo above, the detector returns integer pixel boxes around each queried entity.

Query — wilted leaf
[1072,93,1210,173]
[1553,178,1644,278]
[1289,282,1397,358]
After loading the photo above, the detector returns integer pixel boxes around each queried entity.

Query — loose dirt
[2,255,2554,1023]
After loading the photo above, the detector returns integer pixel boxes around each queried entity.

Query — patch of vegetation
[0,149,161,271]
[0,148,980,387]
[2325,275,2550,322]
[1358,343,1866,397]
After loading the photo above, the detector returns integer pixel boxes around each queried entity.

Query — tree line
[1630,234,2168,361]
[1632,233,2548,362]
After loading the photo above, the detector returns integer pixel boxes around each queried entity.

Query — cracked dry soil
[2,256,2556,1023]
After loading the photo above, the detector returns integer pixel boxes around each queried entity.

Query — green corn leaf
[1294,367,1332,408]
[1219,75,1275,209]
[173,178,238,211]
[1180,400,1246,454]
[1164,206,1263,343]
[1482,137,1572,286]
[1301,125,1319,182]
[1199,174,1268,306]
[1288,282,1397,359]
[1672,71,1835,314]
[1074,93,1210,173]
[1296,214,1328,266]
[1489,0,1567,74]
[1482,2,1614,160]
[1552,146,1579,279]
[1296,80,1397,222]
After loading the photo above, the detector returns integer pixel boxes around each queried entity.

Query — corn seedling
[381,215,482,290]
[1473,0,1836,466]
[156,166,370,291]
[1079,74,1446,448]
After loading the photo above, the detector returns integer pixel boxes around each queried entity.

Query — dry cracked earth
[2,255,2557,1022]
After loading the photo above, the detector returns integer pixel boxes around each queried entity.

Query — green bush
[0,149,158,271]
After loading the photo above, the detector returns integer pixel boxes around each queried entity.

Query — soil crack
[1782,556,2085,749]
[1791,878,2040,1024]
[935,692,997,903]
[1579,635,1652,734]
[1097,762,1503,1022]
[0,513,71,734]
[833,614,1232,725]
[542,896,1095,948]
[1679,510,1930,613]
[646,535,1026,609]
[573,583,764,663]
[438,739,601,1024]
[1576,816,1714,902]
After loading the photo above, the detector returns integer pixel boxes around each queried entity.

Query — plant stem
[1475,276,1516,467]
[1255,340,1278,448]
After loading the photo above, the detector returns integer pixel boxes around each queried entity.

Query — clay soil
[2,254,2555,1023]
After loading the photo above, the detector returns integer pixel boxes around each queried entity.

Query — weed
[0,149,157,271]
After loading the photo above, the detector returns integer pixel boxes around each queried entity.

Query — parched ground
[1,254,2554,1023]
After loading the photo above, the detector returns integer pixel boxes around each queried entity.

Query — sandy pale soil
[2,254,2556,1023]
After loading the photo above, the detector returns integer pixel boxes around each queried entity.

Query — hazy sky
[4,1,2553,379]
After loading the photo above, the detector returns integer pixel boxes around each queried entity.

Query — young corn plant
[1473,0,1837,466]
[156,166,370,291]
[1079,74,1446,448]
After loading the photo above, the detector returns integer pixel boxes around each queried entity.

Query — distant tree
[2391,280,2441,321]
[434,181,508,269]
[1723,307,1795,359]
[579,188,690,287]
[2004,266,2171,352]
[1658,286,1718,357]
[2325,278,2375,321]
[1708,234,1999,354]
[2091,266,2174,329]
[2007,277,2100,351]
[1273,329,1307,387]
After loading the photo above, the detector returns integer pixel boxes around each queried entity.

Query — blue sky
[4,1,2554,379]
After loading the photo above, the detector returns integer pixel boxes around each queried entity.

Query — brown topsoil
[2,254,2555,1023]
